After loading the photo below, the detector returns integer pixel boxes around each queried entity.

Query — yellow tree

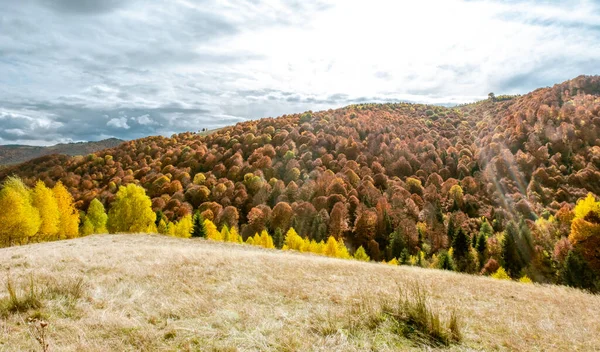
[259,230,275,249]
[229,227,243,243]
[282,227,304,251]
[204,219,222,241]
[53,181,80,239]
[0,177,41,246]
[107,184,156,233]
[168,214,193,238]
[87,198,108,234]
[31,180,59,241]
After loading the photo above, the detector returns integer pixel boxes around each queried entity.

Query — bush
[491,267,511,280]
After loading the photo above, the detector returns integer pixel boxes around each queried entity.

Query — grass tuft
[1,274,42,316]
[344,281,463,347]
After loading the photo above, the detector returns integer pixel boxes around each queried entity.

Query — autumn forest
[2,75,600,292]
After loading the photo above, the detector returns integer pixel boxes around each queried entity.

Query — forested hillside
[0,138,124,166]
[2,75,600,289]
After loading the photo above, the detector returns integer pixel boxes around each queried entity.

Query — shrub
[519,275,533,284]
[353,246,370,261]
[491,267,511,280]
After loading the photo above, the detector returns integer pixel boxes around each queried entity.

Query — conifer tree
[324,236,339,257]
[80,216,94,236]
[447,215,457,243]
[388,226,406,261]
[192,211,206,238]
[502,221,523,278]
[87,198,108,234]
[157,219,169,235]
[283,227,303,251]
[436,250,455,271]
[452,228,473,272]
[107,184,155,233]
[229,226,242,243]
[204,219,222,241]
[53,181,80,239]
[168,214,193,238]
[560,250,598,292]
[353,246,370,261]
[259,230,275,248]
[221,225,231,242]
[31,180,60,241]
[273,228,284,248]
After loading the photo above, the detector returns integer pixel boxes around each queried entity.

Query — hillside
[2,75,600,287]
[1,235,598,351]
[0,138,124,166]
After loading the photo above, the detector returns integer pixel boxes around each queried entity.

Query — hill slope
[0,235,598,351]
[2,75,600,285]
[0,138,124,166]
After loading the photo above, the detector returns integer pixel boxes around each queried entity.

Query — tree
[107,184,156,233]
[436,250,455,271]
[353,246,370,261]
[168,214,193,238]
[502,221,523,278]
[204,219,222,241]
[560,250,598,292]
[388,226,406,261]
[31,180,59,241]
[273,227,284,248]
[283,227,304,251]
[53,181,80,239]
[192,211,206,238]
[452,228,473,272]
[86,199,108,234]
[157,218,169,235]
[80,216,94,237]
[0,177,41,245]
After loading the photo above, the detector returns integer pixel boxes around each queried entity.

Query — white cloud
[106,117,130,129]
[134,114,156,125]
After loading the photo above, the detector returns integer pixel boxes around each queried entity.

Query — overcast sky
[1,0,599,146]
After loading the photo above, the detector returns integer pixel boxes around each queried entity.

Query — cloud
[106,117,130,129]
[0,0,599,145]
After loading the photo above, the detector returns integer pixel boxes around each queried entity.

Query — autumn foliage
[3,76,600,290]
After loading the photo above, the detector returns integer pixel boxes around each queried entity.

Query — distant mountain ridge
[0,138,124,165]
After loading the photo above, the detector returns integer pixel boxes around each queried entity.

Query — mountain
[2,234,598,351]
[2,75,600,285]
[0,138,124,166]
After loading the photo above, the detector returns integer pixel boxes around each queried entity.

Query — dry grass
[0,235,599,351]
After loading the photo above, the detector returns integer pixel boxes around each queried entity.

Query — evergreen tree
[192,211,206,238]
[157,219,169,235]
[155,210,165,228]
[388,226,406,261]
[436,250,455,271]
[447,215,457,243]
[560,250,598,292]
[273,228,284,249]
[502,221,523,278]
[452,228,473,272]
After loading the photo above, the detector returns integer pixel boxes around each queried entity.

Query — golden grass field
[1,235,599,351]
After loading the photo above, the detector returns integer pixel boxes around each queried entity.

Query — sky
[1,0,599,146]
